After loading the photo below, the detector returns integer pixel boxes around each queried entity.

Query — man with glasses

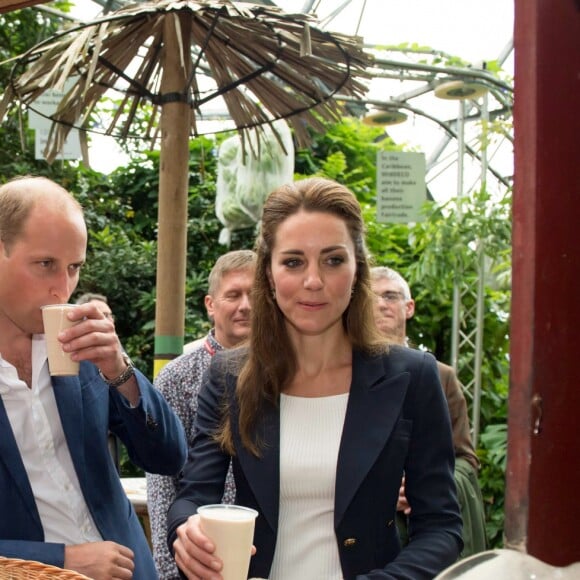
[370,266,486,559]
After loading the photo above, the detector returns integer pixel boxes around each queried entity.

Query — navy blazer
[0,361,187,579]
[168,346,463,579]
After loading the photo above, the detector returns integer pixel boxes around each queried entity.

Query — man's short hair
[207,250,256,296]
[370,266,412,300]
[75,292,109,305]
[0,176,81,252]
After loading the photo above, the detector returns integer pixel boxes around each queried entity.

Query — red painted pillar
[506,0,580,565]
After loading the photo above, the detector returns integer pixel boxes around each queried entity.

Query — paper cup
[198,504,258,580]
[41,304,80,376]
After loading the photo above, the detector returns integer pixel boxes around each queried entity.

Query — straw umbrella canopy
[0,0,372,371]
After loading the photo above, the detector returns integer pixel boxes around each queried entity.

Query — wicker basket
[0,557,92,579]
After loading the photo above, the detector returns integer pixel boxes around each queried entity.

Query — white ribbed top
[269,393,349,580]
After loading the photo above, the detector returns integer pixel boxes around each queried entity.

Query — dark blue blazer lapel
[334,350,410,526]
[235,399,280,533]
[0,373,86,532]
[0,398,41,527]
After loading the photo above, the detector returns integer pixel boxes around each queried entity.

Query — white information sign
[29,81,82,160]
[34,126,81,161]
[376,151,427,223]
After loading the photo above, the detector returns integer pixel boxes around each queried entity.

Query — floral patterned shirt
[146,330,236,579]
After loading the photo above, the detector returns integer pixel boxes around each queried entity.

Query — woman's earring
[271,288,276,301]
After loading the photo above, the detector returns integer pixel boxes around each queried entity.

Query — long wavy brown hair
[218,177,387,455]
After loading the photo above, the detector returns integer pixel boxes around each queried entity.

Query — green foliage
[294,116,401,203]
[479,422,508,546]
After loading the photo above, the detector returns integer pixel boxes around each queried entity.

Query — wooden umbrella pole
[154,12,192,377]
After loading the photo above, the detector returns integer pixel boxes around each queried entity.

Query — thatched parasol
[0,0,372,372]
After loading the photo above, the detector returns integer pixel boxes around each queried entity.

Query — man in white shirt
[0,176,187,579]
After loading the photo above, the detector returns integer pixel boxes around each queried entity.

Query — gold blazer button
[343,538,357,547]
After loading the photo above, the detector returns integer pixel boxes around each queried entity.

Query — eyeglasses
[375,291,405,303]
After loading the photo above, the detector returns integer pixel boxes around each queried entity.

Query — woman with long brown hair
[168,177,462,579]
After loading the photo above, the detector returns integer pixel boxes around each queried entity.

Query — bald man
[0,176,186,579]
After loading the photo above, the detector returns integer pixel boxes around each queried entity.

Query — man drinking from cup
[0,176,187,579]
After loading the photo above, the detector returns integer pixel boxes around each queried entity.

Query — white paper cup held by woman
[198,504,259,580]
[41,304,80,376]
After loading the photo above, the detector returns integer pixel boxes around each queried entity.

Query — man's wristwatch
[99,354,136,389]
